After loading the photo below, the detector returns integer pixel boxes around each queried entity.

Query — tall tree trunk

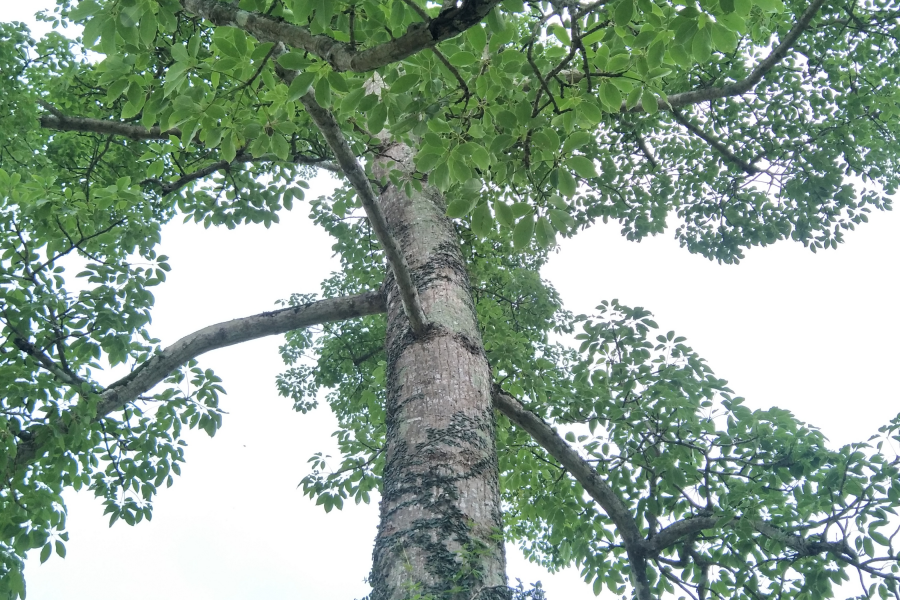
[370,141,508,600]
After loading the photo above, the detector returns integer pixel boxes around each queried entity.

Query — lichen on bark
[370,140,507,600]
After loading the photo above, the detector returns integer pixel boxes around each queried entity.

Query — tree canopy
[1,0,899,599]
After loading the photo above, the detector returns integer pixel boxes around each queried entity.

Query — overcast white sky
[4,4,899,599]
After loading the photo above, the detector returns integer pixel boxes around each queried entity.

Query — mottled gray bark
[371,141,507,600]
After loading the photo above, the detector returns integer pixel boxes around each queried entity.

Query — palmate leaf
[2,0,900,597]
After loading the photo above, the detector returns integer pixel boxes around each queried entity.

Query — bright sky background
[3,4,899,599]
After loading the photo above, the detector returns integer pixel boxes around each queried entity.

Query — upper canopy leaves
[50,0,900,263]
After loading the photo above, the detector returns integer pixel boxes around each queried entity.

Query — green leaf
[287,72,316,101]
[490,134,515,154]
[368,102,388,134]
[496,110,519,129]
[278,51,308,70]
[415,151,443,173]
[614,0,635,26]
[577,102,603,124]
[68,0,102,21]
[568,156,598,178]
[467,24,487,51]
[139,12,158,46]
[754,0,784,12]
[327,71,349,93]
[471,146,491,171]
[600,81,623,111]
[562,131,592,153]
[641,88,659,114]
[447,198,476,218]
[607,54,631,73]
[558,169,577,197]
[511,202,532,217]
[40,543,51,564]
[221,132,237,163]
[870,531,891,547]
[548,208,576,232]
[431,161,450,191]
[535,216,556,248]
[471,203,493,237]
[449,51,478,67]
[691,28,712,63]
[711,24,738,53]
[513,214,535,249]
[391,73,420,94]
[863,536,875,557]
[314,77,332,107]
[669,43,692,69]
[718,12,747,33]
[550,24,571,46]
[494,200,515,227]
[271,133,290,161]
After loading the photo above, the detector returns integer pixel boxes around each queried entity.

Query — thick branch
[40,114,179,140]
[651,514,858,561]
[180,0,499,72]
[493,387,653,599]
[492,388,647,548]
[661,0,828,111]
[295,85,428,337]
[14,291,386,465]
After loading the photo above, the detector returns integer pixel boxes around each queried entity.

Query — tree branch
[493,386,653,599]
[660,0,828,111]
[39,112,341,188]
[12,336,85,389]
[144,151,340,195]
[180,0,500,73]
[670,108,760,174]
[492,388,643,544]
[280,66,428,337]
[492,386,900,596]
[650,514,862,563]
[40,113,180,141]
[14,291,386,465]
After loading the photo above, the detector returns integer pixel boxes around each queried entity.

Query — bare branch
[14,291,386,465]
[180,0,500,73]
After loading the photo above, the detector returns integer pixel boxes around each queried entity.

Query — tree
[1,0,899,598]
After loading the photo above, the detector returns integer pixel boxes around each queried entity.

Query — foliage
[1,0,899,598]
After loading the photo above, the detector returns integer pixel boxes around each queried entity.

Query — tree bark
[371,141,507,600]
